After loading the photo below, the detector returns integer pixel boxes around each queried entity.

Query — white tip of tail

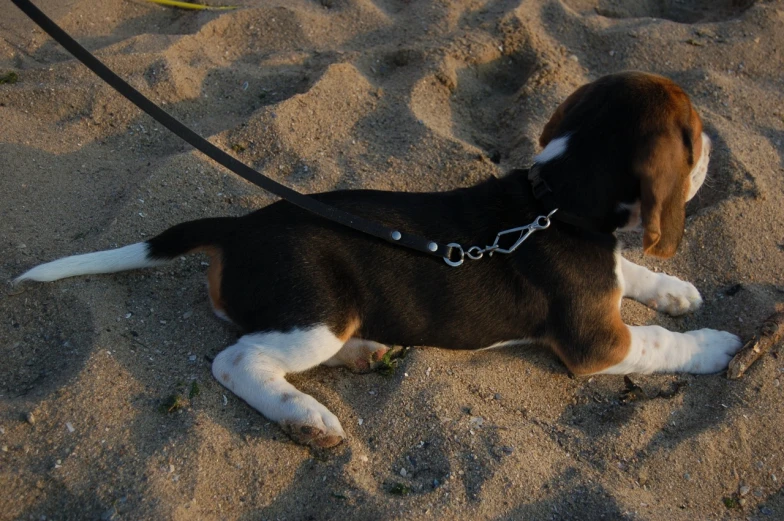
[14,243,169,284]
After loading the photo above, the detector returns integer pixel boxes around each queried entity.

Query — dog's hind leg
[212,326,347,448]
[322,338,390,373]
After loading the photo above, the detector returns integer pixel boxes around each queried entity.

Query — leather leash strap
[10,0,456,261]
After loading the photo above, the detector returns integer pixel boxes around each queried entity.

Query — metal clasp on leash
[443,209,557,267]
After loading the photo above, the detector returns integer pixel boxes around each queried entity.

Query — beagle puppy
[14,72,742,448]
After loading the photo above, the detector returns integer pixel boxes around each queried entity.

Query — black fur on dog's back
[200,170,619,367]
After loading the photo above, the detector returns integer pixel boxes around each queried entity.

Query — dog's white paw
[280,394,346,448]
[683,329,743,374]
[645,275,703,316]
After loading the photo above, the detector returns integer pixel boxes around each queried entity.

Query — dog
[14,71,742,448]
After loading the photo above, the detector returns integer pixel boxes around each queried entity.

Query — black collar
[527,164,609,234]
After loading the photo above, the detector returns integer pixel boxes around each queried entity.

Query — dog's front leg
[598,325,742,375]
[552,287,741,376]
[212,327,347,448]
[617,255,703,315]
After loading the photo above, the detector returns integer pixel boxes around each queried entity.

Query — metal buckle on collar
[442,209,557,267]
[530,176,552,200]
[528,163,552,200]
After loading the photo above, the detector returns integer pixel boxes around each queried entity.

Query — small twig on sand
[727,306,784,380]
[145,0,238,11]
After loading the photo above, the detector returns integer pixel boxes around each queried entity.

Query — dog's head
[536,72,709,258]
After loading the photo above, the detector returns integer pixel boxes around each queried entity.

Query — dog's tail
[14,217,236,284]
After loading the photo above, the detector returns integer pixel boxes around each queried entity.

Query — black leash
[10,0,456,262]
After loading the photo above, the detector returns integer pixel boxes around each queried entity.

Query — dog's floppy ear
[637,132,688,258]
[539,83,591,147]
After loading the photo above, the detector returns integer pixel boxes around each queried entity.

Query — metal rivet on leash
[427,242,438,252]
[443,209,558,267]
[391,231,402,241]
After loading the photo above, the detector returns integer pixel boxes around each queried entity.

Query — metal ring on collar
[443,243,465,267]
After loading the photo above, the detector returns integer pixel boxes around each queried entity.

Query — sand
[1,0,783,519]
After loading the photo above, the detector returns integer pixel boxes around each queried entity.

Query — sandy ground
[1,0,784,519]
